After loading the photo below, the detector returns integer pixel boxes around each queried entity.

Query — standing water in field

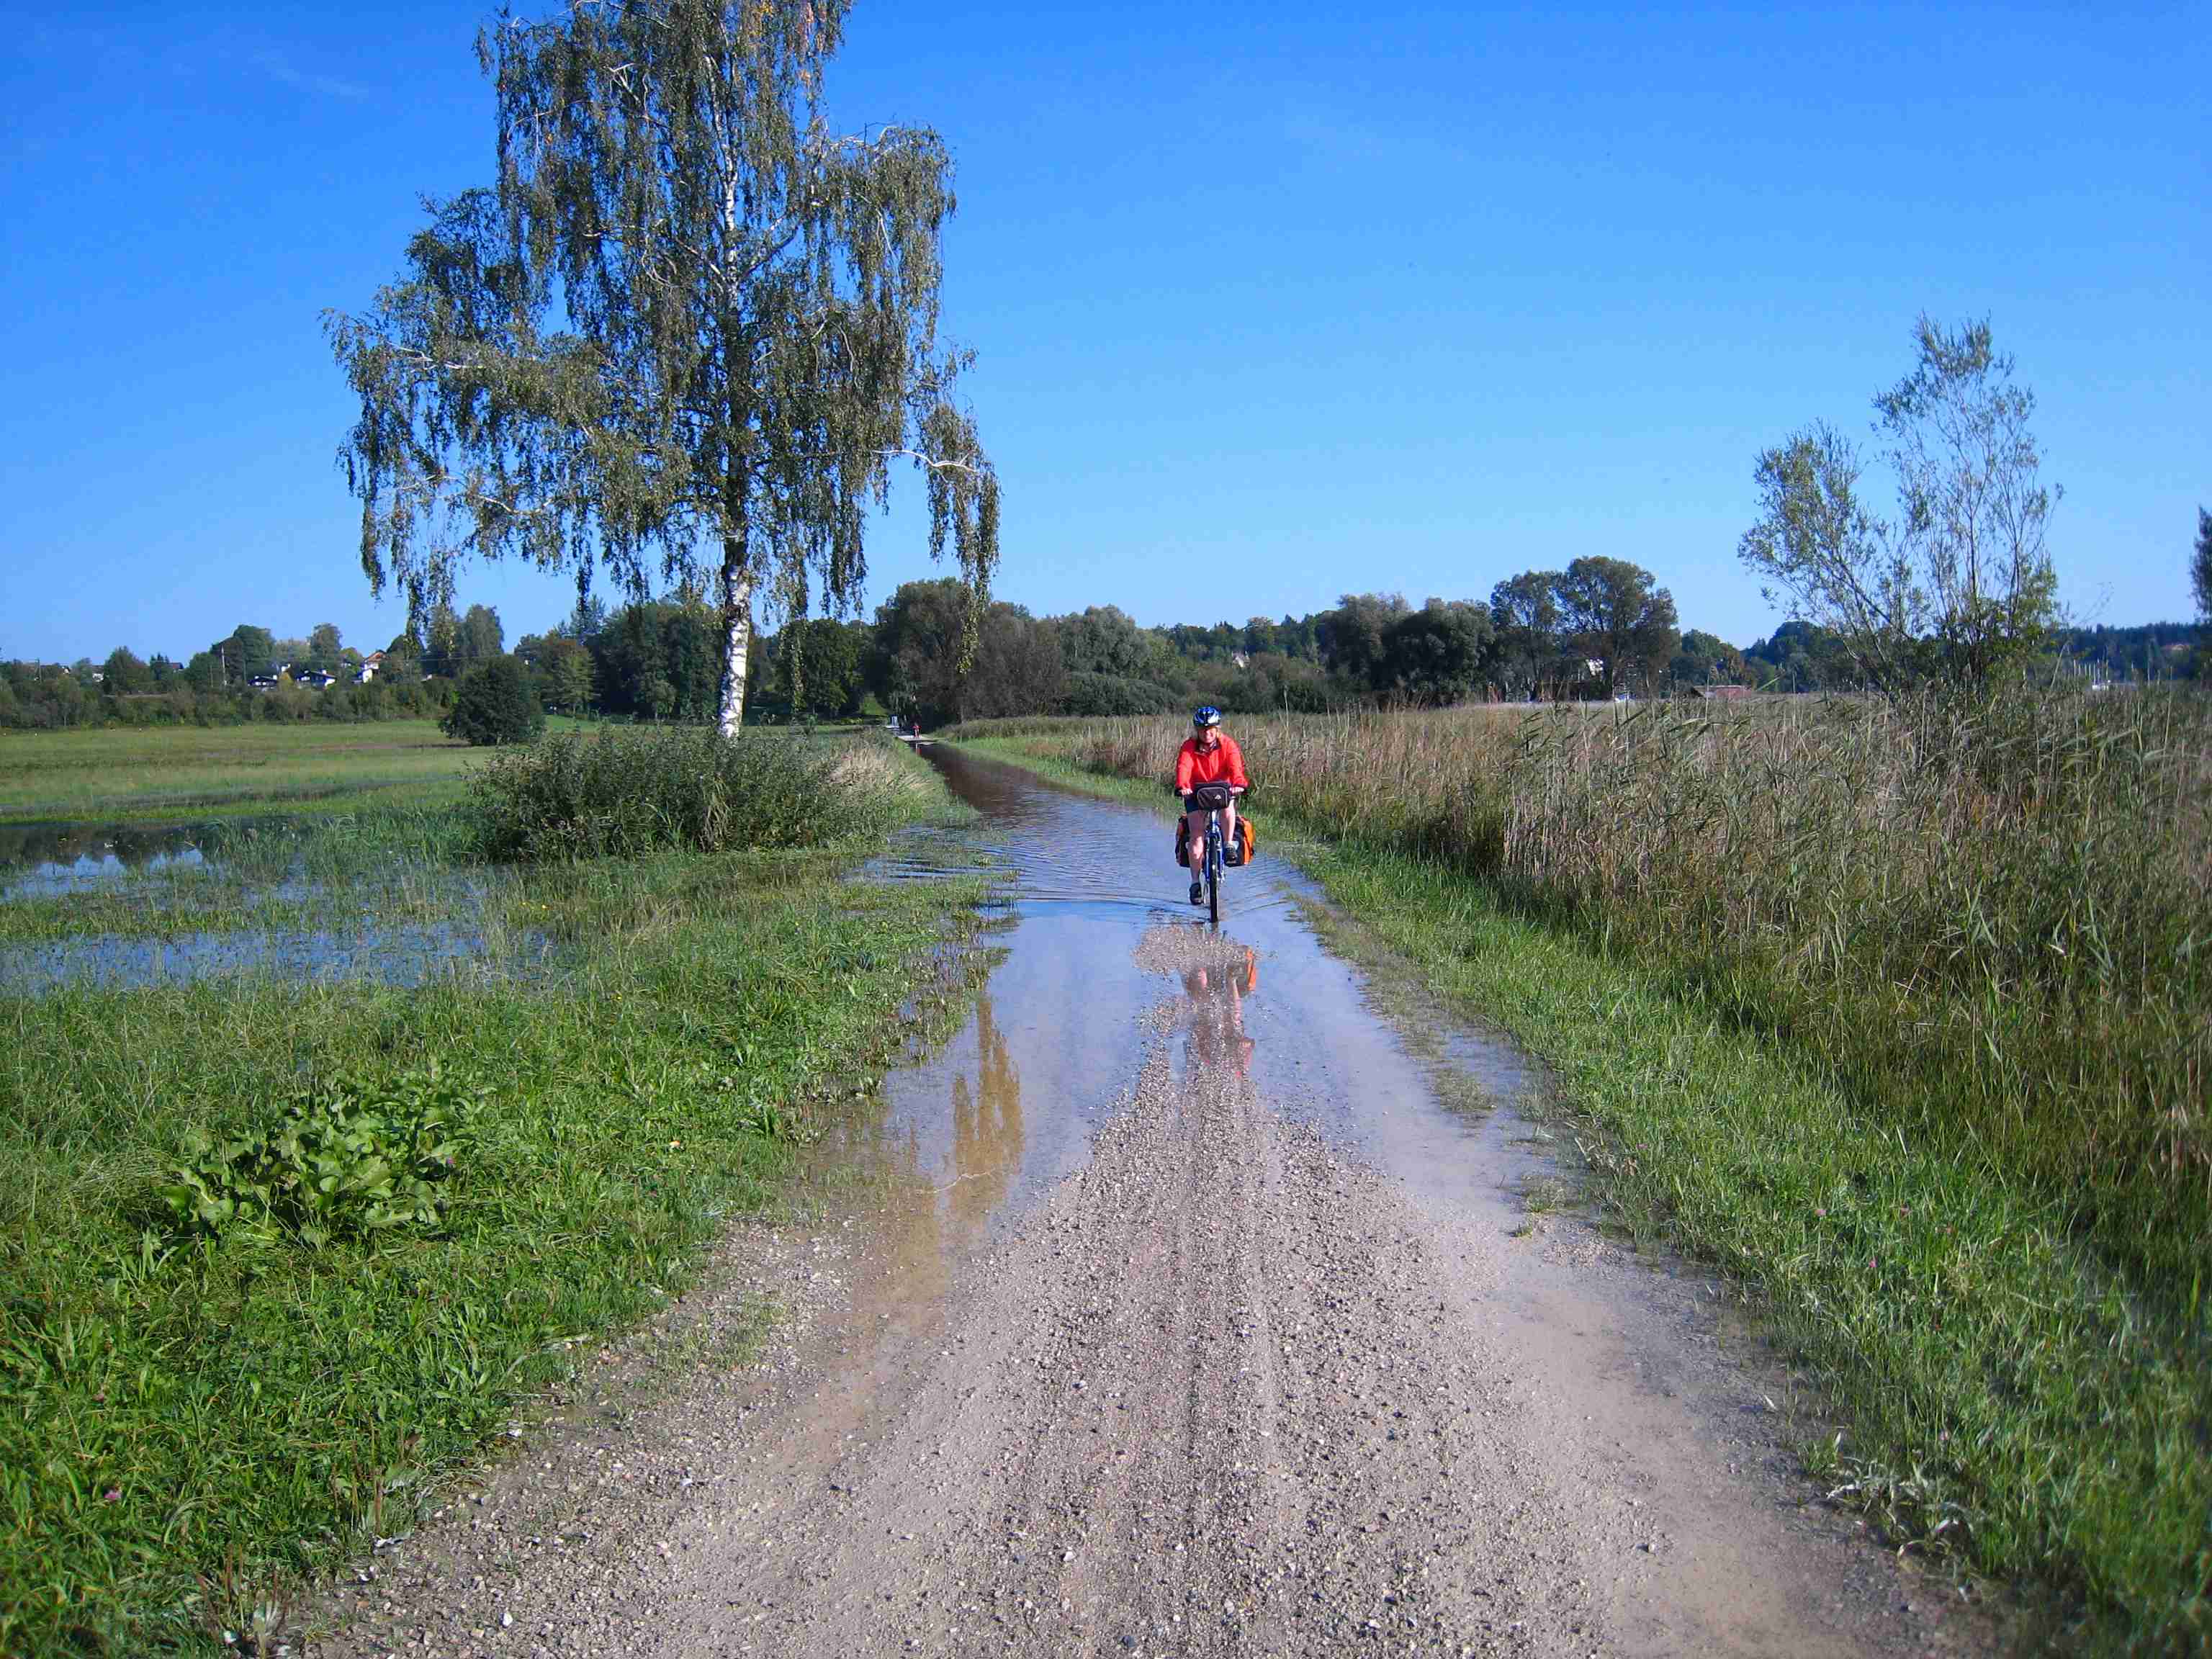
[0,819,220,897]
[0,815,549,994]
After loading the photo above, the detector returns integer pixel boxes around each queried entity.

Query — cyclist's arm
[1225,737,1251,790]
[1173,741,1195,795]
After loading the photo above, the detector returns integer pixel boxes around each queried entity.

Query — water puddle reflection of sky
[0,817,538,994]
[814,743,1564,1304]
[0,919,552,994]
[0,820,225,899]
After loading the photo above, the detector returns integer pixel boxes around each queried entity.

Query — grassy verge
[948,725,2209,1654]
[0,735,987,1655]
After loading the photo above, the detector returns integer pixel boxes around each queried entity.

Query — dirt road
[313,750,1997,1658]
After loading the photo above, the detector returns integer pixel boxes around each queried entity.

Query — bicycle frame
[1185,781,1242,925]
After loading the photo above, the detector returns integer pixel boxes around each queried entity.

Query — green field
[0,721,501,822]
[950,697,2212,1655]
[0,724,985,1655]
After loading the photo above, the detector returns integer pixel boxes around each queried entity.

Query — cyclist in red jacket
[1174,706,1249,905]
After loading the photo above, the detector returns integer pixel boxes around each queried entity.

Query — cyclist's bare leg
[1184,808,1210,865]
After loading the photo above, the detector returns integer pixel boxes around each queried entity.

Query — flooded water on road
[822,743,1553,1258]
[782,744,1992,1658]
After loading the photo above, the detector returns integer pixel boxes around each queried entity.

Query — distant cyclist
[1174,706,1249,906]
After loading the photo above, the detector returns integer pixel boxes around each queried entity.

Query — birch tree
[1740,316,2058,692]
[328,0,998,734]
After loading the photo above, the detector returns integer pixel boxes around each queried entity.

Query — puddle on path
[817,742,1558,1289]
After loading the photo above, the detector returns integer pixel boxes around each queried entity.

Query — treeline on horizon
[4,559,2200,733]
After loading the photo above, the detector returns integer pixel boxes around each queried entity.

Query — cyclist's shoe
[1189,880,1205,906]
[1223,845,1244,867]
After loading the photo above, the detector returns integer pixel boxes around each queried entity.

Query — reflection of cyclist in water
[1179,944,1259,1079]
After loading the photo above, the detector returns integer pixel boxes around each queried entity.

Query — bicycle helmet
[1192,706,1222,729]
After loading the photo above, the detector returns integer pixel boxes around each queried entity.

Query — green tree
[421,604,462,678]
[1316,593,1410,689]
[2193,508,2211,628]
[873,579,970,727]
[961,606,1066,719]
[775,618,868,719]
[540,637,597,715]
[379,633,425,685]
[1487,572,1562,700]
[1668,629,1748,690]
[1055,606,1154,680]
[329,0,998,738]
[443,657,544,745]
[1554,557,1678,696]
[457,604,504,671]
[217,626,276,685]
[101,647,153,696]
[1741,315,2061,692]
[1379,601,1492,706]
[307,623,345,673]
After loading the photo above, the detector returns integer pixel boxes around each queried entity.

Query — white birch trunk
[717,558,752,738]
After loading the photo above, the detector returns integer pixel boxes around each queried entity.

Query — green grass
[0,734,989,1655]
[950,724,2212,1654]
[0,721,592,823]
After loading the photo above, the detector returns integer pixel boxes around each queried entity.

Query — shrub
[161,1067,486,1247]
[464,724,917,860]
[443,657,544,746]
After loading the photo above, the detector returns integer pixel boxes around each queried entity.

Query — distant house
[297,670,338,690]
[248,675,279,691]
[356,650,386,683]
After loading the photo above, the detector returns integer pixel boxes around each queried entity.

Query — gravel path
[310,1004,1994,1659]
[307,761,2005,1658]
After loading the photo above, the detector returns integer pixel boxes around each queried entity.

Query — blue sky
[2,1,2204,664]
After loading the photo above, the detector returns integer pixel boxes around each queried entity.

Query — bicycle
[1174,779,1246,925]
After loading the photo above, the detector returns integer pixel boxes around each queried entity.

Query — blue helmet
[1192,706,1222,729]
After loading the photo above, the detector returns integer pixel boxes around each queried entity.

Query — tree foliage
[2194,507,2211,629]
[443,656,544,746]
[1377,600,1492,706]
[328,0,998,734]
[1554,557,1678,696]
[1741,315,2060,692]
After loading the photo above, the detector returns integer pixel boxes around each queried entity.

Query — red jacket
[1175,733,1249,793]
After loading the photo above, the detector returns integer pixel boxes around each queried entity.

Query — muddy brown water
[312,747,2004,1658]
